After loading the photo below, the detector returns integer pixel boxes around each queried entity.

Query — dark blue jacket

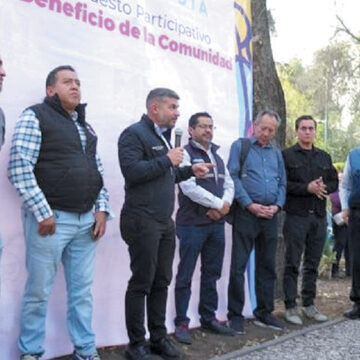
[118,114,193,222]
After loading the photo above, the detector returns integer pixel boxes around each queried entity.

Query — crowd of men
[1,60,360,360]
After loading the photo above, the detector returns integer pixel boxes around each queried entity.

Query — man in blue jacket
[118,88,212,360]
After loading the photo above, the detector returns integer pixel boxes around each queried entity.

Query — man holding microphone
[118,88,213,360]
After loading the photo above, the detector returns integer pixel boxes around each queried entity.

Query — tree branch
[336,15,360,43]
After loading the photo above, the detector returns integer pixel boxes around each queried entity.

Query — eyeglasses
[196,124,216,130]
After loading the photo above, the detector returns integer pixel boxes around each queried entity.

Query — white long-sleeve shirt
[179,141,234,210]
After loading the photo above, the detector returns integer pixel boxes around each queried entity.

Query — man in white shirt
[174,112,235,344]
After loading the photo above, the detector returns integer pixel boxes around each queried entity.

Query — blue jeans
[18,209,97,357]
[174,223,225,325]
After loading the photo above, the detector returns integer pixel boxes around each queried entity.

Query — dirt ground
[56,275,352,360]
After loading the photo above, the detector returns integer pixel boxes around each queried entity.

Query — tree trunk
[251,0,286,298]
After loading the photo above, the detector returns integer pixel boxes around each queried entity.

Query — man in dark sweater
[118,89,212,360]
[282,115,338,326]
[8,66,110,360]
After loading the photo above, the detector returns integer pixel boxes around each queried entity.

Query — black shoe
[201,319,235,336]
[344,304,360,319]
[228,317,245,334]
[254,314,285,331]
[174,322,192,344]
[150,337,183,359]
[125,344,158,360]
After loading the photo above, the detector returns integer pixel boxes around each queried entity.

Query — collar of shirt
[154,123,169,136]
[294,142,319,153]
[191,139,212,153]
[70,111,78,122]
[250,135,274,149]
[154,123,171,150]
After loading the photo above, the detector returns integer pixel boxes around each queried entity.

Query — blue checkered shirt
[8,108,110,222]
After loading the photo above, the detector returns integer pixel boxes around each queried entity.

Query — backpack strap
[239,137,251,176]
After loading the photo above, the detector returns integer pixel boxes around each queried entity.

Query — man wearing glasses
[174,112,235,344]
[282,115,338,325]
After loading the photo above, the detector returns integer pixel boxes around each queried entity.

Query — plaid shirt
[8,108,110,222]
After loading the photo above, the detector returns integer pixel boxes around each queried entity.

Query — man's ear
[46,86,55,97]
[188,126,194,137]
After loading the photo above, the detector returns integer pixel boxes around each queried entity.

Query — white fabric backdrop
[0,0,252,358]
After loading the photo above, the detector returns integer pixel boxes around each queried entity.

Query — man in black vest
[173,112,235,344]
[8,66,110,360]
[118,89,213,360]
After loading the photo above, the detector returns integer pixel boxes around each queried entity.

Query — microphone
[174,128,183,148]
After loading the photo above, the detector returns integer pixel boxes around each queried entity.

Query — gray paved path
[212,318,360,360]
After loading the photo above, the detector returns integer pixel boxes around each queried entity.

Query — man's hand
[268,205,280,216]
[247,203,273,219]
[167,148,184,167]
[307,177,327,199]
[92,211,107,240]
[342,209,350,225]
[219,202,231,216]
[38,216,56,236]
[206,209,223,221]
[192,163,215,178]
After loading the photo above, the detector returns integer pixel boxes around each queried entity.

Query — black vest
[30,96,103,213]
[176,141,225,225]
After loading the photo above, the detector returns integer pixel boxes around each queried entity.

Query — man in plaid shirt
[8,65,110,360]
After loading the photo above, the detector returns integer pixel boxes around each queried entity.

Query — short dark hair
[46,65,76,87]
[188,112,212,128]
[146,88,180,109]
[295,115,317,130]
[254,109,281,125]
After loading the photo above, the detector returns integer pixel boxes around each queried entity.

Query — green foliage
[333,162,345,172]
[277,40,360,161]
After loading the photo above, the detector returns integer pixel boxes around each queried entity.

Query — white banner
[0,0,252,358]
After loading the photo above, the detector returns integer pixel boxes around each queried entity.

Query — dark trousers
[227,208,278,320]
[332,221,351,275]
[283,213,326,309]
[120,212,175,345]
[349,209,360,304]
[174,223,225,326]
